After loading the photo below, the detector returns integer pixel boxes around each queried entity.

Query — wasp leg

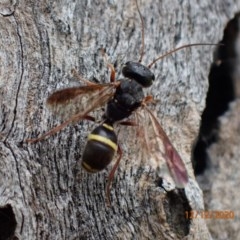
[26,115,95,144]
[71,69,97,86]
[106,144,123,206]
[101,48,116,82]
[107,62,116,83]
[141,95,155,105]
[118,120,138,126]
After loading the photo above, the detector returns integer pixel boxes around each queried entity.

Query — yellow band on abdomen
[102,123,114,131]
[82,161,99,173]
[88,134,118,151]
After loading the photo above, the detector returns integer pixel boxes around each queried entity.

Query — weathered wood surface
[0,0,239,239]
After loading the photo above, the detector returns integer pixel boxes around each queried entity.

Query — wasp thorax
[122,61,155,87]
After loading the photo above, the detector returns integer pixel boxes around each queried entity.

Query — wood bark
[0,0,239,239]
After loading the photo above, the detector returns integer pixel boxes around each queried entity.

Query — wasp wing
[126,106,188,188]
[47,83,117,120]
[26,83,117,143]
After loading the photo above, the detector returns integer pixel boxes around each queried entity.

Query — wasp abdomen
[82,123,118,173]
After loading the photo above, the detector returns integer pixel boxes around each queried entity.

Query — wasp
[26,0,217,204]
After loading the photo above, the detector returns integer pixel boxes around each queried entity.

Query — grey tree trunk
[0,0,239,239]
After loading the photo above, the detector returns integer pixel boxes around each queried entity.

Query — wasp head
[122,61,155,88]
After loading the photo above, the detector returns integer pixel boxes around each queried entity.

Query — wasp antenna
[148,43,221,68]
[135,0,145,63]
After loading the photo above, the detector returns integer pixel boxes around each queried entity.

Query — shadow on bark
[193,12,240,175]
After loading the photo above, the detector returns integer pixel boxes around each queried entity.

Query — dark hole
[192,12,240,175]
[164,189,191,237]
[0,204,17,240]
